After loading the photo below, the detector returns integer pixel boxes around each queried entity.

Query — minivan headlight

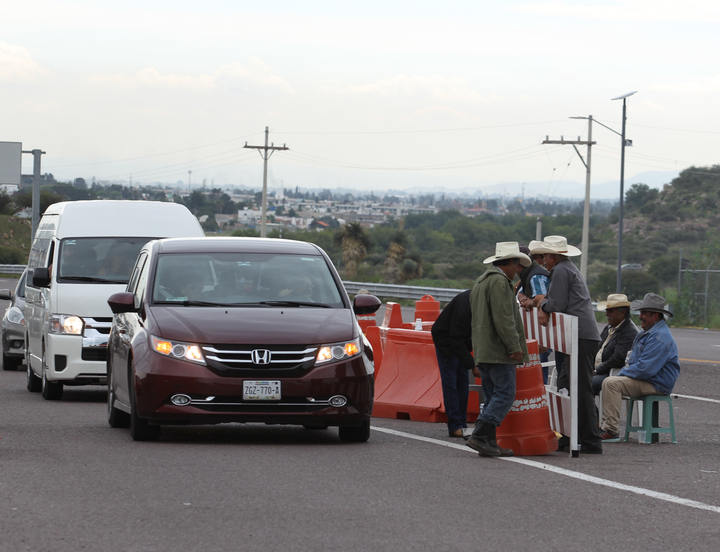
[49,314,84,335]
[151,335,206,365]
[6,306,25,325]
[316,337,361,364]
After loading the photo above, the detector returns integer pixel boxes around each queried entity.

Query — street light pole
[612,91,637,294]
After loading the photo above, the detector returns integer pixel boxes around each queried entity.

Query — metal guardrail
[0,266,464,302]
[343,281,463,302]
[0,264,26,275]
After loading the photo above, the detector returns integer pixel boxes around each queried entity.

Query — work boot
[466,422,501,457]
[488,425,514,457]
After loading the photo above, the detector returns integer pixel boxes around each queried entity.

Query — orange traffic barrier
[365,325,384,377]
[495,339,558,455]
[356,313,377,334]
[381,302,406,328]
[414,294,441,323]
[373,326,481,422]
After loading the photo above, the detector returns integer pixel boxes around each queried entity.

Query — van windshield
[152,252,345,307]
[58,238,152,283]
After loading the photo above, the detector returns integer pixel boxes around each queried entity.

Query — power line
[48,132,263,168]
[275,120,569,135]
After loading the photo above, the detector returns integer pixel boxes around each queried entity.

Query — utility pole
[244,127,289,237]
[21,148,45,239]
[542,128,596,280]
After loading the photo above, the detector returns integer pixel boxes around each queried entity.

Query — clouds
[0,42,45,83]
[89,58,293,94]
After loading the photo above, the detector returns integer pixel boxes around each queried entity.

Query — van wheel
[27,362,41,392]
[338,421,371,443]
[3,352,20,371]
[107,362,130,428]
[129,373,160,441]
[41,349,63,400]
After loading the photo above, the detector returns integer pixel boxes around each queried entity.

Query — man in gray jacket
[535,235,603,454]
[466,242,531,458]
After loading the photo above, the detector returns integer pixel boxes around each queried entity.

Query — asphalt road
[1,278,719,551]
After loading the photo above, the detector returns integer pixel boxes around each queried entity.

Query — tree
[334,222,369,279]
[384,231,407,284]
[625,183,659,212]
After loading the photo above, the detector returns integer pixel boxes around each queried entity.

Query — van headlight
[316,337,361,364]
[49,314,84,335]
[6,306,25,325]
[151,335,206,365]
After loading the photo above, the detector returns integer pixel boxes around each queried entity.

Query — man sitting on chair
[599,293,681,442]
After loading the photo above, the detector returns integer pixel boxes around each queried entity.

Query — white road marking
[372,426,720,514]
[673,393,720,404]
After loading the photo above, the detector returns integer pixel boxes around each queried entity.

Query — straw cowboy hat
[527,240,545,253]
[483,241,532,267]
[630,293,673,317]
[597,293,632,311]
[530,235,582,257]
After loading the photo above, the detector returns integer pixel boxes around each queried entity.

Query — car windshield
[152,252,345,307]
[59,238,152,283]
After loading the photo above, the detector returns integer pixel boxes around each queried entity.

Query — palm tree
[384,230,407,284]
[334,222,370,279]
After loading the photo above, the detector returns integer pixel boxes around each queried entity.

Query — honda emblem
[251,349,271,365]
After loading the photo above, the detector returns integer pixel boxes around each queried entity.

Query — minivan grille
[202,344,318,374]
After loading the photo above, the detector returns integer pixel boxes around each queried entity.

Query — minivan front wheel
[338,420,371,443]
[107,362,130,428]
[40,348,63,400]
[129,370,160,442]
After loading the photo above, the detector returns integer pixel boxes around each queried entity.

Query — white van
[24,200,205,400]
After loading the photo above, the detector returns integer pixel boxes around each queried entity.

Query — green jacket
[470,267,529,365]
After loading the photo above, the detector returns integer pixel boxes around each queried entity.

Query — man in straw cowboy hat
[599,293,680,442]
[466,242,530,457]
[533,235,603,453]
[593,293,638,395]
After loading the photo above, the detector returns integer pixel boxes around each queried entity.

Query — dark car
[106,237,381,442]
[0,270,27,371]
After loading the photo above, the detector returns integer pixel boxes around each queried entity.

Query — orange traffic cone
[496,339,558,455]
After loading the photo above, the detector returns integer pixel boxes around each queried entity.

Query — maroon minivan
[106,237,380,442]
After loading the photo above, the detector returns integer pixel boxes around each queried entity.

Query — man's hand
[472,366,481,379]
[538,309,549,327]
[510,351,523,362]
[518,292,530,310]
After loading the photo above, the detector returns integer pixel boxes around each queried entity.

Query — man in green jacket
[466,242,531,457]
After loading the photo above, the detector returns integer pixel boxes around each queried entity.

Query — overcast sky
[2,1,719,198]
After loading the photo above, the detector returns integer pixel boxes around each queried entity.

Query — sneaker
[600,430,620,442]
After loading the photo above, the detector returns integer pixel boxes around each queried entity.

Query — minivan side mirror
[353,294,381,315]
[31,268,51,288]
[107,292,138,314]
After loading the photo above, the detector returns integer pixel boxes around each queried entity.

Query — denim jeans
[473,363,516,428]
[435,349,470,432]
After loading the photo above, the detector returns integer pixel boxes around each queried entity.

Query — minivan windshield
[59,238,152,284]
[152,252,344,307]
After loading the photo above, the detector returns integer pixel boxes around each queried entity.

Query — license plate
[243,380,281,400]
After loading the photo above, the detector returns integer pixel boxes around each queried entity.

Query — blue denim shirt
[619,319,680,395]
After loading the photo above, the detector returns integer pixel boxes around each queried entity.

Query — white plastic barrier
[522,308,580,457]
